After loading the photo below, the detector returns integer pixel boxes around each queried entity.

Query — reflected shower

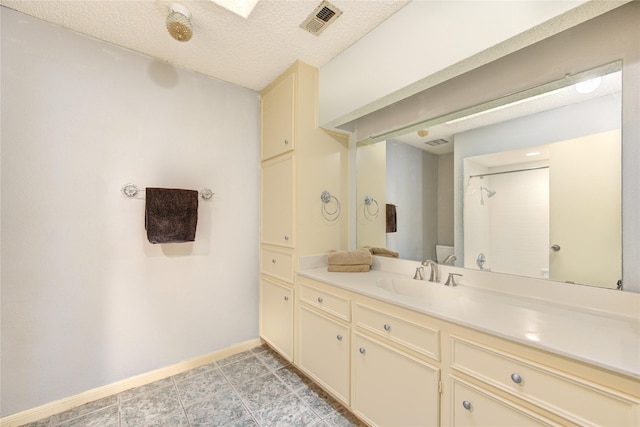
[480,186,496,205]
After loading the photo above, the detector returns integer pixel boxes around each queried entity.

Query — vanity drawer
[299,283,350,322]
[354,303,440,361]
[261,247,293,283]
[451,337,639,427]
[451,377,557,427]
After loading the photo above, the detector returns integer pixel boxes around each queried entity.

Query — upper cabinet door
[261,73,295,161]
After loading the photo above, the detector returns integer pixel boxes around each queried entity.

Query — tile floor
[22,345,366,427]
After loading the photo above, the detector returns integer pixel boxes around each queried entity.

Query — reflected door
[548,129,621,288]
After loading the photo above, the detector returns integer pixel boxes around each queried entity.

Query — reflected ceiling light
[575,77,602,94]
[525,151,541,157]
[445,89,559,125]
[212,0,260,18]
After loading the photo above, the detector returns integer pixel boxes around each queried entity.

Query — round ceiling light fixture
[166,3,193,42]
[417,129,429,138]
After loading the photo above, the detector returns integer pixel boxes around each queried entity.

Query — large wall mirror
[357,63,623,290]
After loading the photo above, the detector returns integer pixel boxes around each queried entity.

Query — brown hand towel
[327,249,372,266]
[328,264,370,272]
[386,203,397,233]
[365,246,400,258]
[145,188,198,244]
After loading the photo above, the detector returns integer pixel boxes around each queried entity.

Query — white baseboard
[0,338,262,427]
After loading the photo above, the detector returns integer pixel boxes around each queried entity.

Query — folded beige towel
[327,249,372,266]
[328,264,370,272]
[364,246,399,258]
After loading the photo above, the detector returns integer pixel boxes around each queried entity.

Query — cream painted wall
[356,142,386,250]
[0,8,259,416]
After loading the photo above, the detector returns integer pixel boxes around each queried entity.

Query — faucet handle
[413,266,425,280]
[445,273,463,287]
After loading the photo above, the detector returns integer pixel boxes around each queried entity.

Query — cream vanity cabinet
[445,330,640,427]
[352,298,442,427]
[261,71,294,161]
[296,278,351,404]
[290,274,640,427]
[259,278,293,360]
[259,61,349,365]
[260,154,294,248]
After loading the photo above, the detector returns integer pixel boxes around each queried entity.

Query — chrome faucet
[421,259,437,282]
[442,254,457,265]
[445,273,463,287]
[413,266,425,280]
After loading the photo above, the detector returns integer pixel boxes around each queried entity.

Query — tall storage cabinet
[259,61,349,362]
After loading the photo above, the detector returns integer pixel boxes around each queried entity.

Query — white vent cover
[300,1,343,35]
[424,139,449,147]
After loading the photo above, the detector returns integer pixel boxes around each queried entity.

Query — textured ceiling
[0,0,410,91]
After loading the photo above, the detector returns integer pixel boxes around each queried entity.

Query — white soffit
[211,0,260,19]
[0,0,410,92]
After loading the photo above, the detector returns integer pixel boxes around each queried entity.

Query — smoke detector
[300,1,343,36]
[166,3,193,42]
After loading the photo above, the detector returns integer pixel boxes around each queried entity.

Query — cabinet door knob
[462,401,472,411]
[317,296,323,303]
[272,258,277,264]
[359,347,366,354]
[336,334,343,341]
[283,296,289,301]
[383,324,391,331]
[511,373,522,384]
[284,139,289,145]
[284,235,289,241]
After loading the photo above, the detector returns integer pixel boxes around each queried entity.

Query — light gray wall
[1,8,260,415]
[385,141,438,261]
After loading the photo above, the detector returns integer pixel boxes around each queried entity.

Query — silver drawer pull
[283,296,289,301]
[317,297,323,303]
[462,401,472,411]
[272,259,277,264]
[359,347,366,354]
[511,373,522,384]
[383,324,391,331]
[336,334,343,341]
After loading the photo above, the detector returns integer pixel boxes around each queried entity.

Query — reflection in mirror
[356,64,622,290]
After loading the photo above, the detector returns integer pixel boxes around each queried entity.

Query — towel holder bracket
[122,183,214,200]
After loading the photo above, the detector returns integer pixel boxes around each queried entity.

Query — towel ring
[364,195,379,220]
[320,190,341,222]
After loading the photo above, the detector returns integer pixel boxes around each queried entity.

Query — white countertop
[297,265,640,380]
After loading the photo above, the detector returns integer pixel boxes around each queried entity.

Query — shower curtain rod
[468,165,549,179]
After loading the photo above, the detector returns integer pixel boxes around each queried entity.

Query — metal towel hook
[320,190,340,222]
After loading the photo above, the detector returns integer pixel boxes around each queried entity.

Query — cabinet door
[452,378,555,427]
[297,305,350,404]
[261,72,294,161]
[259,278,293,361]
[352,332,440,427]
[261,154,294,248]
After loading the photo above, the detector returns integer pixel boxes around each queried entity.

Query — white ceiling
[0,0,410,92]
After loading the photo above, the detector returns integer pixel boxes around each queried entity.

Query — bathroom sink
[375,278,460,299]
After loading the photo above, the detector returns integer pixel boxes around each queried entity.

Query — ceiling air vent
[300,1,343,36]
[424,139,449,147]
